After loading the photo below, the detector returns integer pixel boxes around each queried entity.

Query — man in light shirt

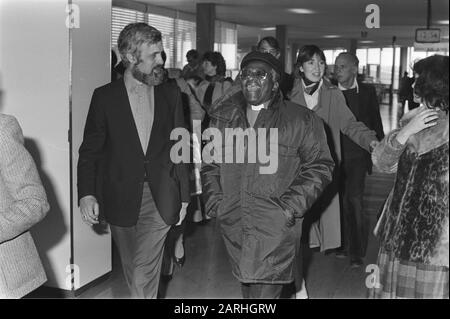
[77,23,190,298]
[334,52,384,267]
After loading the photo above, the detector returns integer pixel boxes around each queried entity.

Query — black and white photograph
[0,0,448,308]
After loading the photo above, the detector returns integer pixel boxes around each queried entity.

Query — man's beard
[131,64,165,86]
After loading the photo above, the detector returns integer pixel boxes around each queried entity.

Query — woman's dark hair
[296,45,326,65]
[202,51,227,76]
[111,50,117,68]
[161,51,167,65]
[257,37,281,54]
[413,55,449,112]
[295,45,327,78]
[186,75,203,86]
[186,49,199,60]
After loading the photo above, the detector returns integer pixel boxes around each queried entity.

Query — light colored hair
[336,52,359,67]
[118,23,162,68]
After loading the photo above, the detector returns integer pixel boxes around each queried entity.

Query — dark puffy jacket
[201,91,334,283]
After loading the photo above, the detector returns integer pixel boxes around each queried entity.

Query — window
[407,47,448,75]
[147,13,175,68]
[111,5,239,73]
[111,6,196,70]
[175,19,196,68]
[111,7,145,49]
[214,21,238,71]
[367,48,380,64]
[356,49,367,74]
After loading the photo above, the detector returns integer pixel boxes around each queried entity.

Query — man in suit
[334,52,384,267]
[0,114,49,298]
[78,23,190,298]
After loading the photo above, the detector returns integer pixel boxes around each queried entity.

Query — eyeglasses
[240,69,270,81]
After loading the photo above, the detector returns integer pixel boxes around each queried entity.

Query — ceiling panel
[132,0,449,47]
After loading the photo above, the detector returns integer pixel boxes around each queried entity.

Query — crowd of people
[1,22,448,299]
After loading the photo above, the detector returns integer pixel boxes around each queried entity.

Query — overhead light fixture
[287,8,316,14]
[436,20,449,25]
[359,40,374,43]
[323,35,341,38]
[261,27,276,31]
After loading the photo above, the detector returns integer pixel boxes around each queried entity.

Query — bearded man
[77,23,190,298]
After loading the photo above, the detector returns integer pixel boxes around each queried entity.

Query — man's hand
[80,195,100,226]
[369,140,379,153]
[282,208,296,228]
[175,202,189,226]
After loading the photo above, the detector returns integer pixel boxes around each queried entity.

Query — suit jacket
[0,114,49,298]
[341,82,385,172]
[77,79,190,227]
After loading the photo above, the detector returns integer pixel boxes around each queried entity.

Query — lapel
[357,82,367,110]
[317,80,332,113]
[146,84,165,158]
[292,78,308,107]
[116,79,144,156]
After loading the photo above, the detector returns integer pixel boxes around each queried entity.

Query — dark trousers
[241,283,283,299]
[110,183,171,298]
[341,157,369,259]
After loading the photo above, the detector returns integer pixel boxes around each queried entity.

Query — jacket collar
[210,90,283,124]
[338,77,359,93]
[291,77,335,111]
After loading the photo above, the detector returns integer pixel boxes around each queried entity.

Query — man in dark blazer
[77,23,190,298]
[334,52,384,267]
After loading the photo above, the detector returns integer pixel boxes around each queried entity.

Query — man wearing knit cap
[202,51,334,298]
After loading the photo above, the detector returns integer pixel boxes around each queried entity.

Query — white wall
[71,0,112,290]
[0,0,71,289]
[0,0,112,291]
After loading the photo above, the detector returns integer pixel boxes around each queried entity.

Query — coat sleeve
[0,116,50,243]
[368,85,385,140]
[200,117,223,218]
[173,85,192,203]
[277,113,335,218]
[77,88,106,203]
[371,129,407,174]
[210,79,241,114]
[176,78,205,122]
[336,90,378,151]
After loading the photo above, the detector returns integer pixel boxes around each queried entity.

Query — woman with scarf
[371,55,448,298]
[288,45,379,297]
[196,51,233,118]
[192,51,233,223]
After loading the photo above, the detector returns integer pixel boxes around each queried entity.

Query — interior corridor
[29,95,401,299]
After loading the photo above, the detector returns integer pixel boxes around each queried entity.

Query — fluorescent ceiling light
[287,8,316,14]
[323,35,341,38]
[359,40,374,43]
[262,27,276,31]
[436,20,449,25]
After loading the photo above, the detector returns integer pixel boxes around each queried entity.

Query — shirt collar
[301,78,323,95]
[124,69,147,93]
[338,77,359,93]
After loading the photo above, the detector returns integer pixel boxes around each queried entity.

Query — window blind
[111,7,145,49]
[147,13,175,68]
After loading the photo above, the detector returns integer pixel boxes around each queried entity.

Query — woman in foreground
[371,55,448,299]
